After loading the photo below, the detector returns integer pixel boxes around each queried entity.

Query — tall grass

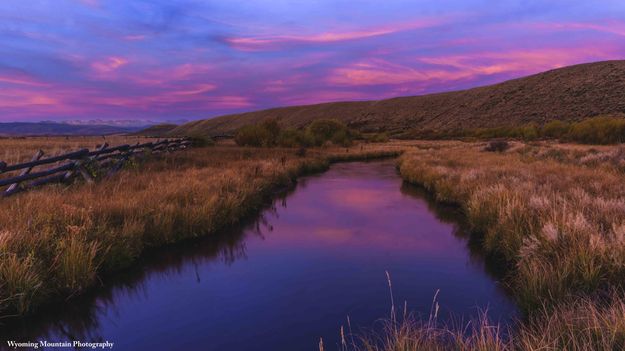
[399,144,625,309]
[0,141,403,318]
[346,292,625,350]
[342,273,509,351]
[0,136,155,165]
[377,140,625,350]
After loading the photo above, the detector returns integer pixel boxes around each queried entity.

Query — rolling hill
[170,60,625,137]
[133,123,178,137]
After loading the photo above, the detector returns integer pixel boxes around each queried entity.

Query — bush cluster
[235,119,357,147]
[402,116,625,144]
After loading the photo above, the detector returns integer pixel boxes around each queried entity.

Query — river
[0,160,517,350]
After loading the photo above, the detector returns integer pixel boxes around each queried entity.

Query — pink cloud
[328,45,621,87]
[223,17,451,51]
[0,87,91,118]
[169,84,217,96]
[328,59,429,86]
[0,73,48,87]
[530,20,625,38]
[93,94,252,110]
[91,57,129,74]
[0,90,58,107]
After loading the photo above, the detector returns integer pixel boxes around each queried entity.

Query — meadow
[2,136,625,350]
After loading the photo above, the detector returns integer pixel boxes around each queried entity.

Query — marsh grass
[380,140,625,350]
[398,143,625,309]
[345,274,625,351]
[343,275,510,351]
[348,294,625,351]
[0,140,403,318]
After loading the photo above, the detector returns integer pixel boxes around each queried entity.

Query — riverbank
[0,141,403,319]
[385,140,625,350]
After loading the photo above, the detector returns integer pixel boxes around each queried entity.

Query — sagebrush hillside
[133,123,178,137]
[170,60,625,137]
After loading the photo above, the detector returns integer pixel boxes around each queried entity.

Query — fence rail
[0,138,190,197]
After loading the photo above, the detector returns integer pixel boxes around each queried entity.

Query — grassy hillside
[170,60,625,137]
[133,123,178,137]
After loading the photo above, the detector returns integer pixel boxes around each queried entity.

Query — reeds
[346,275,510,351]
[347,274,625,350]
[349,294,625,351]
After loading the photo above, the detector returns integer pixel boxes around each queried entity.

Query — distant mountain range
[0,122,142,136]
[169,60,625,137]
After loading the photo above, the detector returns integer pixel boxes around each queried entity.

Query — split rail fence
[0,138,191,198]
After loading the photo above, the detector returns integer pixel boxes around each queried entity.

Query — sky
[1,0,624,125]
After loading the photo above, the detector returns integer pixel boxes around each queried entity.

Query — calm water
[1,160,516,350]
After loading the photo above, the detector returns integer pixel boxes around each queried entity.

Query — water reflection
[0,215,257,343]
[399,184,511,280]
[0,160,517,351]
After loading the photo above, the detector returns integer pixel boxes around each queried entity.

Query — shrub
[330,129,353,147]
[484,139,510,152]
[542,120,570,138]
[234,119,281,147]
[306,119,345,140]
[516,123,539,140]
[306,119,353,146]
[277,128,314,147]
[261,119,281,143]
[187,134,214,147]
[566,116,625,144]
[235,124,268,146]
[236,118,358,148]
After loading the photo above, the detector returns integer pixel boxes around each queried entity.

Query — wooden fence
[0,138,191,197]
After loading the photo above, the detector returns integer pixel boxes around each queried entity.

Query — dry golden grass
[4,137,625,350]
[399,141,625,308]
[0,136,156,165]
[0,140,402,317]
[346,292,625,350]
[385,140,625,350]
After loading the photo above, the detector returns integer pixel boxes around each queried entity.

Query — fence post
[81,142,110,183]
[4,150,44,195]
[106,150,131,178]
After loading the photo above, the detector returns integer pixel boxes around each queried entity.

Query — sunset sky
[1,0,624,124]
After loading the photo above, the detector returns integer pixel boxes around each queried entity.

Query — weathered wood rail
[0,138,191,197]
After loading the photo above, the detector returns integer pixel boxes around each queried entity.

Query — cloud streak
[222,17,450,51]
